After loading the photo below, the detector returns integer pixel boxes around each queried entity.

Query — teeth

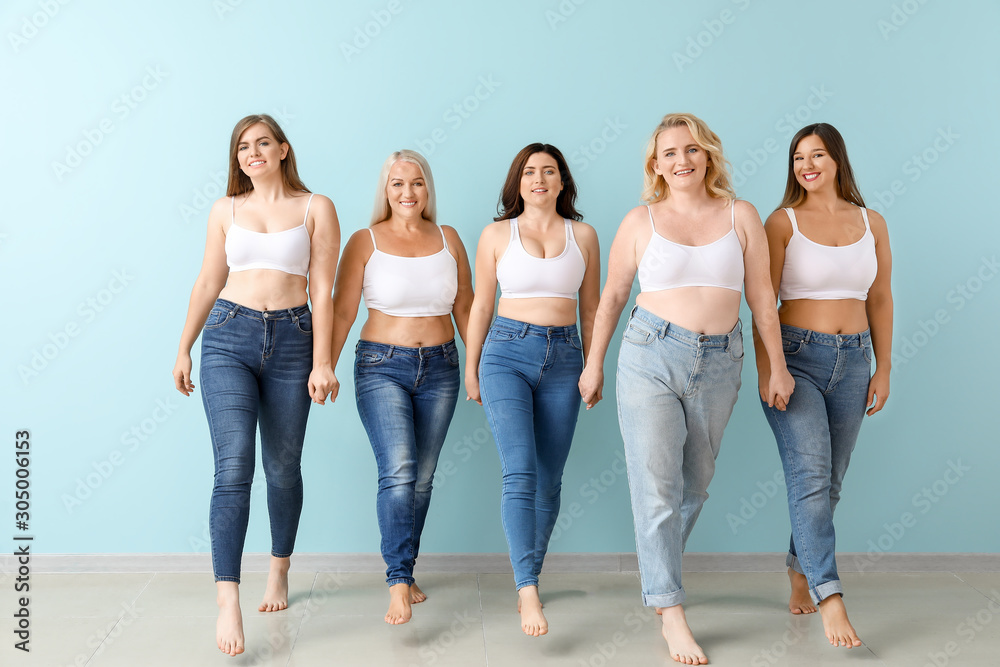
[250,160,264,167]
[532,189,547,193]
[675,169,693,176]
[804,173,819,181]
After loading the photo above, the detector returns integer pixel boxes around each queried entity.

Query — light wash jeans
[761,324,871,604]
[616,306,743,608]
[200,298,313,583]
[354,340,460,587]
[479,316,584,590]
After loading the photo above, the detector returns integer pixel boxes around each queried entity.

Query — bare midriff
[778,299,869,335]
[219,270,308,311]
[360,310,455,348]
[498,297,578,328]
[636,287,742,335]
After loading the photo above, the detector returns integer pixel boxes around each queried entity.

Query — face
[385,160,427,218]
[652,124,709,191]
[518,152,563,206]
[793,134,838,192]
[237,122,288,178]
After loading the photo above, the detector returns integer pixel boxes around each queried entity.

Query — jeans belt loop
[387,345,395,359]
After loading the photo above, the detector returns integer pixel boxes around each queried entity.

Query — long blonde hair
[370,150,437,226]
[226,114,309,196]
[641,113,734,203]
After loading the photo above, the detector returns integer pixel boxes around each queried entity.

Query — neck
[664,185,714,212]
[385,212,428,232]
[802,187,843,213]
[518,201,563,227]
[247,174,286,202]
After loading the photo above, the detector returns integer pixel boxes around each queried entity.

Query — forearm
[750,318,770,377]
[309,285,334,368]
[464,300,494,379]
[747,297,787,373]
[177,280,224,356]
[584,288,630,369]
[867,294,894,371]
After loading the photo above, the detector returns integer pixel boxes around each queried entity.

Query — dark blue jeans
[200,298,313,583]
[354,340,460,587]
[761,324,872,604]
[479,316,584,590]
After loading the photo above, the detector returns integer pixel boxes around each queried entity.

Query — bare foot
[259,556,290,612]
[818,594,862,648]
[787,568,817,614]
[518,586,548,637]
[410,581,427,604]
[216,582,245,656]
[659,605,707,665]
[385,583,412,624]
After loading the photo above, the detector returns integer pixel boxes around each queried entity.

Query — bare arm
[751,209,790,402]
[331,230,373,382]
[464,223,504,405]
[742,201,794,410]
[864,209,893,416]
[578,208,643,409]
[306,195,341,404]
[574,221,602,360]
[172,198,231,396]
[444,225,475,345]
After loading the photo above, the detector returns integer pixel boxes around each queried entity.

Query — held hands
[763,367,795,411]
[172,352,195,396]
[866,367,890,416]
[465,373,482,406]
[578,365,604,410]
[308,365,339,405]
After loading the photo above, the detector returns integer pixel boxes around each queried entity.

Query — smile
[674,169,694,176]
[802,172,819,181]
[249,160,265,167]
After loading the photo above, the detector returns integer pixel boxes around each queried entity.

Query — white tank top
[362,226,458,317]
[637,200,744,293]
[778,207,877,302]
[225,194,312,277]
[495,218,586,300]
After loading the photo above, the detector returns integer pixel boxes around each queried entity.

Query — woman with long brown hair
[172,114,340,656]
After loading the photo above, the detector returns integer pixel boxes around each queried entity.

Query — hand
[757,370,770,405]
[308,365,339,405]
[578,365,604,410]
[465,373,482,406]
[766,367,795,411]
[866,367,890,416]
[172,352,194,396]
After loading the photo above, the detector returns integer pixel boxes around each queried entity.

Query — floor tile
[955,572,1000,603]
[842,572,993,615]
[478,572,643,615]
[682,571,800,615]
[134,572,315,617]
[30,573,153,618]
[855,610,1000,667]
[304,572,481,617]
[0,616,119,667]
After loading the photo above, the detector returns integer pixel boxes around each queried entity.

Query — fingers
[173,371,193,396]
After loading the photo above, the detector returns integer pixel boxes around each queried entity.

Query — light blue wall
[3,1,998,557]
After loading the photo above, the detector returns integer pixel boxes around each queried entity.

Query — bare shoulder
[620,204,651,230]
[479,219,510,244]
[865,207,888,231]
[342,227,375,257]
[208,196,232,229]
[732,199,762,226]
[440,224,466,246]
[307,193,337,214]
[763,207,793,233]
[571,220,599,243]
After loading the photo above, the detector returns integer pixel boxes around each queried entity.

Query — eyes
[390,180,424,188]
[238,140,269,151]
[794,152,826,161]
[524,169,556,176]
[664,148,698,158]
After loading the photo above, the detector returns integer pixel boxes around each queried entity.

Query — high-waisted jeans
[761,324,872,604]
[617,306,743,608]
[479,316,584,591]
[200,298,313,583]
[354,340,460,587]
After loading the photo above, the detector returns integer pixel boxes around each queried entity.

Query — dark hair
[778,123,864,209]
[226,114,309,197]
[494,143,582,222]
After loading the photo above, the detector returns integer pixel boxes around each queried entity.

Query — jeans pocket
[445,345,460,367]
[728,336,745,361]
[357,350,388,367]
[203,307,233,330]
[781,338,803,356]
[567,334,583,351]
[489,328,519,342]
[622,321,655,346]
[862,342,873,363]
[294,311,313,336]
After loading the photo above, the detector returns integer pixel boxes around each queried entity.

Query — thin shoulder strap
[784,207,800,234]
[367,227,378,250]
[231,196,235,224]
[730,199,737,230]
[439,225,449,251]
[509,217,519,240]
[646,205,656,232]
[564,218,577,243]
[302,193,315,225]
[859,207,871,231]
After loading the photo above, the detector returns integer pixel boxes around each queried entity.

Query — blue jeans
[616,306,743,608]
[200,298,313,583]
[354,340,460,587]
[479,316,584,590]
[761,324,872,604]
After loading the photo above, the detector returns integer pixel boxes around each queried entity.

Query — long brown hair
[642,113,734,203]
[226,114,310,197]
[494,143,582,222]
[778,123,864,210]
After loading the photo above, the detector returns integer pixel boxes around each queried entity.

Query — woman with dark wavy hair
[172,114,340,656]
[754,122,892,649]
[465,143,601,637]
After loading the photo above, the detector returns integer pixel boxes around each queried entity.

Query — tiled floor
[5,570,1000,666]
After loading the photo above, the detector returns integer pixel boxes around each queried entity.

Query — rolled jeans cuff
[812,580,843,605]
[642,587,686,609]
[387,577,414,587]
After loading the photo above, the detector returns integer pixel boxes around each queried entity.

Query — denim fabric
[354,340,460,587]
[616,306,743,608]
[200,298,313,583]
[479,316,584,590]
[761,324,872,604]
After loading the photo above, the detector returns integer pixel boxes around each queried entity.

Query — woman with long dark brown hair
[172,114,340,656]
[753,122,892,649]
[465,143,601,637]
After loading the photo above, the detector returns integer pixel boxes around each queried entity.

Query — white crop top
[637,201,744,293]
[225,194,313,277]
[362,226,458,317]
[495,218,586,300]
[778,207,877,302]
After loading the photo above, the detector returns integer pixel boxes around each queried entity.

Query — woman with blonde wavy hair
[579,113,793,664]
[331,149,474,625]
